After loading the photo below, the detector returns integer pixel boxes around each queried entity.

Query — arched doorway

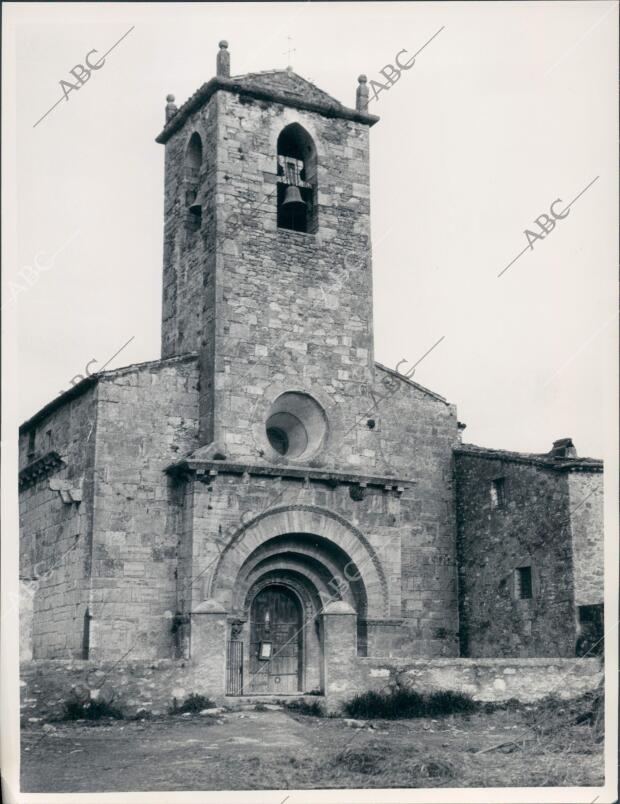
[248,584,303,694]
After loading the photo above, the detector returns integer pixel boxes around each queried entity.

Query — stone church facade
[18,44,604,701]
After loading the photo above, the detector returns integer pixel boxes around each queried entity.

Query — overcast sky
[4,1,618,461]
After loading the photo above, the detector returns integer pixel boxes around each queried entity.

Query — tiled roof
[454,443,603,471]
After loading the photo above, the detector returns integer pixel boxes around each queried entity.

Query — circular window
[264,392,326,461]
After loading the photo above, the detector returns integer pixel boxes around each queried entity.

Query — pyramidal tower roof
[156,41,378,144]
[228,68,345,108]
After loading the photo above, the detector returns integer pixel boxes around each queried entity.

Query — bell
[281,184,306,210]
[188,201,202,215]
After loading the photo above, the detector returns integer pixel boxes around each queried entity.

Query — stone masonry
[18,44,604,705]
[454,444,604,658]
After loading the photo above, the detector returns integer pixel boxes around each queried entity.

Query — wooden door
[249,586,302,694]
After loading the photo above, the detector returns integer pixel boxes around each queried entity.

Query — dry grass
[22,691,605,792]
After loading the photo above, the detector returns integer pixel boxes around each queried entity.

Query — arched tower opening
[184,132,203,230]
[276,123,317,233]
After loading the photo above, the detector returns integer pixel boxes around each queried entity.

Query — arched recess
[209,505,389,618]
[276,123,318,233]
[185,132,203,176]
[231,537,366,617]
[240,569,324,694]
[184,132,203,228]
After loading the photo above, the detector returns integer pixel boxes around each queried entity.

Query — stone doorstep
[224,693,324,709]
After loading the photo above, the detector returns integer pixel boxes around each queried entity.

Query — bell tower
[156,43,379,463]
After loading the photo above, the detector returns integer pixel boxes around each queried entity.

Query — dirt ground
[21,706,604,793]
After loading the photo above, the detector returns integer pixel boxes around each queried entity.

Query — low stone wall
[20,654,603,723]
[20,660,208,723]
[345,657,603,705]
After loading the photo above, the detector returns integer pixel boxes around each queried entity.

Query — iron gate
[226,640,243,695]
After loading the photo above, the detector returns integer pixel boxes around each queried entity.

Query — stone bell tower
[157,42,379,464]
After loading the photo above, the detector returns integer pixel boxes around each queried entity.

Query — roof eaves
[374,361,448,405]
[19,352,199,433]
[156,76,378,144]
[454,444,603,471]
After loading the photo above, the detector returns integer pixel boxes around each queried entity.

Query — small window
[46,429,53,450]
[490,477,506,509]
[515,566,533,599]
[27,430,36,458]
[82,608,91,660]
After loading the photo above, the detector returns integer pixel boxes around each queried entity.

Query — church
[19,42,604,704]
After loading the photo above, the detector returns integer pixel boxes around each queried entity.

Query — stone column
[322,601,358,705]
[189,598,228,697]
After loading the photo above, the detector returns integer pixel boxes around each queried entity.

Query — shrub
[61,698,123,721]
[424,690,478,717]
[172,693,215,714]
[342,687,477,719]
[284,698,325,717]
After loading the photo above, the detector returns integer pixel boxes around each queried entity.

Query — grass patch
[172,693,215,714]
[61,698,124,721]
[342,687,477,719]
[405,756,456,780]
[332,742,391,775]
[521,686,604,741]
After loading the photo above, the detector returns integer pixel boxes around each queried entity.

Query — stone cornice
[166,458,414,493]
[19,451,65,491]
[156,77,379,144]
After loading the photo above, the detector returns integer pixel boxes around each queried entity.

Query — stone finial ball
[166,94,175,102]
[358,74,367,83]
[219,40,229,49]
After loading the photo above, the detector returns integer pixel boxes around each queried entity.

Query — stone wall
[329,656,603,707]
[454,448,604,659]
[454,450,577,658]
[19,384,98,659]
[20,659,198,722]
[20,654,603,723]
[18,356,201,662]
[375,366,460,656]
[568,471,604,607]
[89,355,200,661]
